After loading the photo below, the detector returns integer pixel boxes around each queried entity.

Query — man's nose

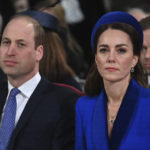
[7,44,16,56]
[145,48,150,59]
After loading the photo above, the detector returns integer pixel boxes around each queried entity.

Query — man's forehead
[3,18,34,37]
[7,17,34,29]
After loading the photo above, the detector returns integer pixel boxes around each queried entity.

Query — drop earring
[131,67,134,73]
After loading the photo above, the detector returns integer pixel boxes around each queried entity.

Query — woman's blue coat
[75,79,150,150]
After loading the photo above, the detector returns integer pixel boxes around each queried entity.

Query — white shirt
[1,72,41,126]
[148,75,150,86]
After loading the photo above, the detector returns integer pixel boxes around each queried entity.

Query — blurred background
[1,0,150,64]
[0,0,150,90]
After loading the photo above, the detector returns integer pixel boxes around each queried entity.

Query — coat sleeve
[51,89,80,150]
[75,99,86,150]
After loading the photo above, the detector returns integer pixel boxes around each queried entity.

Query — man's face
[0,17,43,83]
[140,29,150,74]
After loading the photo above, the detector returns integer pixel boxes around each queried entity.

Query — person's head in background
[13,0,29,12]
[0,14,44,87]
[139,16,150,76]
[85,11,147,96]
[32,0,88,79]
[127,7,150,21]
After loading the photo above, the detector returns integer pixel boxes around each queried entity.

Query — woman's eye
[99,48,108,53]
[118,49,127,53]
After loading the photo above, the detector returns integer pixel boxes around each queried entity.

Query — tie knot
[10,88,20,97]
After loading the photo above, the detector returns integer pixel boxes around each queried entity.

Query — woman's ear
[132,55,138,67]
[95,55,98,65]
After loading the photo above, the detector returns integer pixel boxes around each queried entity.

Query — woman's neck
[104,76,130,105]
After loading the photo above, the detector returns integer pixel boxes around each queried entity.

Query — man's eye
[142,46,147,51]
[18,43,25,47]
[1,41,10,45]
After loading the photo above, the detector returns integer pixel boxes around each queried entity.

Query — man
[127,7,150,21]
[0,14,80,150]
[140,16,150,86]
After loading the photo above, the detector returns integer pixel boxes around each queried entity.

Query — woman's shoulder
[76,95,98,110]
[76,95,98,118]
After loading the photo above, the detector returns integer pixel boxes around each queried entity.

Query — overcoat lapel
[110,79,140,150]
[0,98,6,120]
[92,90,110,150]
[0,80,8,119]
[8,78,53,150]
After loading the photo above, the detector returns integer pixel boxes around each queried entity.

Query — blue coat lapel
[92,79,140,150]
[92,90,110,150]
[110,79,140,150]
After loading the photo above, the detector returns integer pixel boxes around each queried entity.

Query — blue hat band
[91,11,143,52]
[19,10,61,33]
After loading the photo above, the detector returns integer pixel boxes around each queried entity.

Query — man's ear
[36,45,44,62]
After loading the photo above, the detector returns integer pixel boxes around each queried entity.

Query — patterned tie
[0,88,20,150]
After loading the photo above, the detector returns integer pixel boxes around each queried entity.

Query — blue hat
[91,11,143,52]
[19,10,61,33]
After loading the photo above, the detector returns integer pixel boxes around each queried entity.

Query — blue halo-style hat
[91,11,143,52]
[19,10,61,33]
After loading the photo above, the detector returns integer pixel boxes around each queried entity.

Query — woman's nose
[107,51,115,63]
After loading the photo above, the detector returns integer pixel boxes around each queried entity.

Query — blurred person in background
[127,7,150,21]
[13,0,29,13]
[0,0,15,30]
[140,16,150,86]
[33,0,88,80]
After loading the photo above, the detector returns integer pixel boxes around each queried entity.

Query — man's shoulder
[36,77,81,101]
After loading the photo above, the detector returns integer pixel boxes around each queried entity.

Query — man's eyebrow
[1,37,10,41]
[16,39,26,42]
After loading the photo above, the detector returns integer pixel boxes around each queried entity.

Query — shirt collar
[8,72,41,98]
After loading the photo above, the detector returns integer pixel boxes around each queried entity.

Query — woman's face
[95,28,138,82]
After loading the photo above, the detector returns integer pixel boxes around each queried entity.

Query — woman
[33,0,89,79]
[75,11,150,150]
